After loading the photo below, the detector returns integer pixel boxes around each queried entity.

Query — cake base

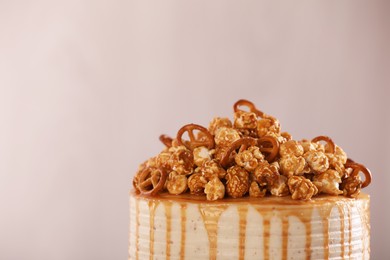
[129,191,370,260]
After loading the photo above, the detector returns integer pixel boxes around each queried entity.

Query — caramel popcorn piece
[249,181,267,198]
[225,166,250,198]
[188,172,208,195]
[214,127,241,146]
[199,159,227,180]
[204,177,225,201]
[312,169,343,195]
[234,111,258,129]
[279,155,307,177]
[279,140,304,158]
[257,116,281,137]
[235,146,264,172]
[303,150,329,173]
[168,146,194,175]
[269,175,290,197]
[208,117,232,135]
[341,176,362,198]
[253,161,279,186]
[288,176,318,200]
[166,173,188,195]
[193,146,213,167]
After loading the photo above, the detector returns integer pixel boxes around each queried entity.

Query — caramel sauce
[164,202,172,260]
[180,203,187,260]
[198,204,228,260]
[148,201,159,260]
[129,191,369,259]
[238,205,248,260]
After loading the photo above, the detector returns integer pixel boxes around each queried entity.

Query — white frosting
[129,193,370,260]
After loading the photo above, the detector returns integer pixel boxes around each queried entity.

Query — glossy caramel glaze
[129,191,370,260]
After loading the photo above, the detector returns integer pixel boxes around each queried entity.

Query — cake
[129,100,372,259]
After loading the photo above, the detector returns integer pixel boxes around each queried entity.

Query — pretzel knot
[312,135,335,153]
[220,137,257,168]
[233,99,264,117]
[258,135,279,162]
[159,134,173,148]
[137,167,168,195]
[345,162,372,188]
[176,124,214,150]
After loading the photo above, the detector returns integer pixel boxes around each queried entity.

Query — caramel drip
[304,214,312,260]
[198,204,228,260]
[148,201,159,260]
[164,202,173,260]
[255,209,271,260]
[317,203,333,259]
[180,203,187,260]
[281,215,288,260]
[337,204,345,259]
[135,199,140,260]
[348,204,352,258]
[238,205,248,260]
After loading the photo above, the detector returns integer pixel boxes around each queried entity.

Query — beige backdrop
[0,0,389,259]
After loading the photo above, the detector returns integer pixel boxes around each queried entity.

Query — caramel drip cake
[130,100,372,260]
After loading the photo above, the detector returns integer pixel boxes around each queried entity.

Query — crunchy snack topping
[132,100,372,200]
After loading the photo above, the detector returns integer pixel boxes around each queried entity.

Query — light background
[0,0,389,259]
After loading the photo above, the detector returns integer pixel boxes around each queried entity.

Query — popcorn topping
[132,99,372,200]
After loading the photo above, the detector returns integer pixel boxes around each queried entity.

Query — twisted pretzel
[258,136,279,162]
[220,137,257,168]
[233,99,264,117]
[344,162,372,188]
[137,167,168,195]
[159,134,173,148]
[176,124,214,150]
[312,135,335,154]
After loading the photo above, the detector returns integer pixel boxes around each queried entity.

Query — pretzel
[159,134,173,148]
[344,162,372,188]
[233,99,264,117]
[220,137,257,168]
[312,135,335,154]
[258,136,279,162]
[137,167,167,195]
[176,124,214,150]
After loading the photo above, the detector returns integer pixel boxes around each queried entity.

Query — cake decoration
[132,100,372,200]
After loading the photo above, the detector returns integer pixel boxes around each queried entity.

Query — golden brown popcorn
[225,166,250,198]
[234,111,258,129]
[155,150,172,170]
[166,173,188,195]
[208,117,232,135]
[300,139,325,153]
[204,177,225,201]
[214,127,241,146]
[280,132,292,142]
[193,146,213,167]
[199,159,226,179]
[312,169,343,195]
[213,145,230,163]
[235,146,264,172]
[249,181,267,198]
[341,176,362,198]
[303,150,329,173]
[269,175,290,197]
[279,140,304,158]
[257,116,281,137]
[188,172,208,195]
[288,176,318,200]
[253,161,280,186]
[279,155,307,177]
[326,145,348,168]
[168,146,194,175]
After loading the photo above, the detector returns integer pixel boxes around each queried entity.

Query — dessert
[129,100,372,259]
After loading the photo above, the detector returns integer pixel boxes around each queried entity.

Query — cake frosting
[129,100,372,259]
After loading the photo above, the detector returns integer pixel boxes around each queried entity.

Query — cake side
[129,191,370,260]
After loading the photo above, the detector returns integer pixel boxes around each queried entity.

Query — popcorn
[225,166,250,198]
[288,176,318,200]
[204,177,225,201]
[132,99,372,200]
[235,146,264,172]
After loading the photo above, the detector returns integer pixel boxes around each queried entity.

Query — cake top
[132,100,371,201]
